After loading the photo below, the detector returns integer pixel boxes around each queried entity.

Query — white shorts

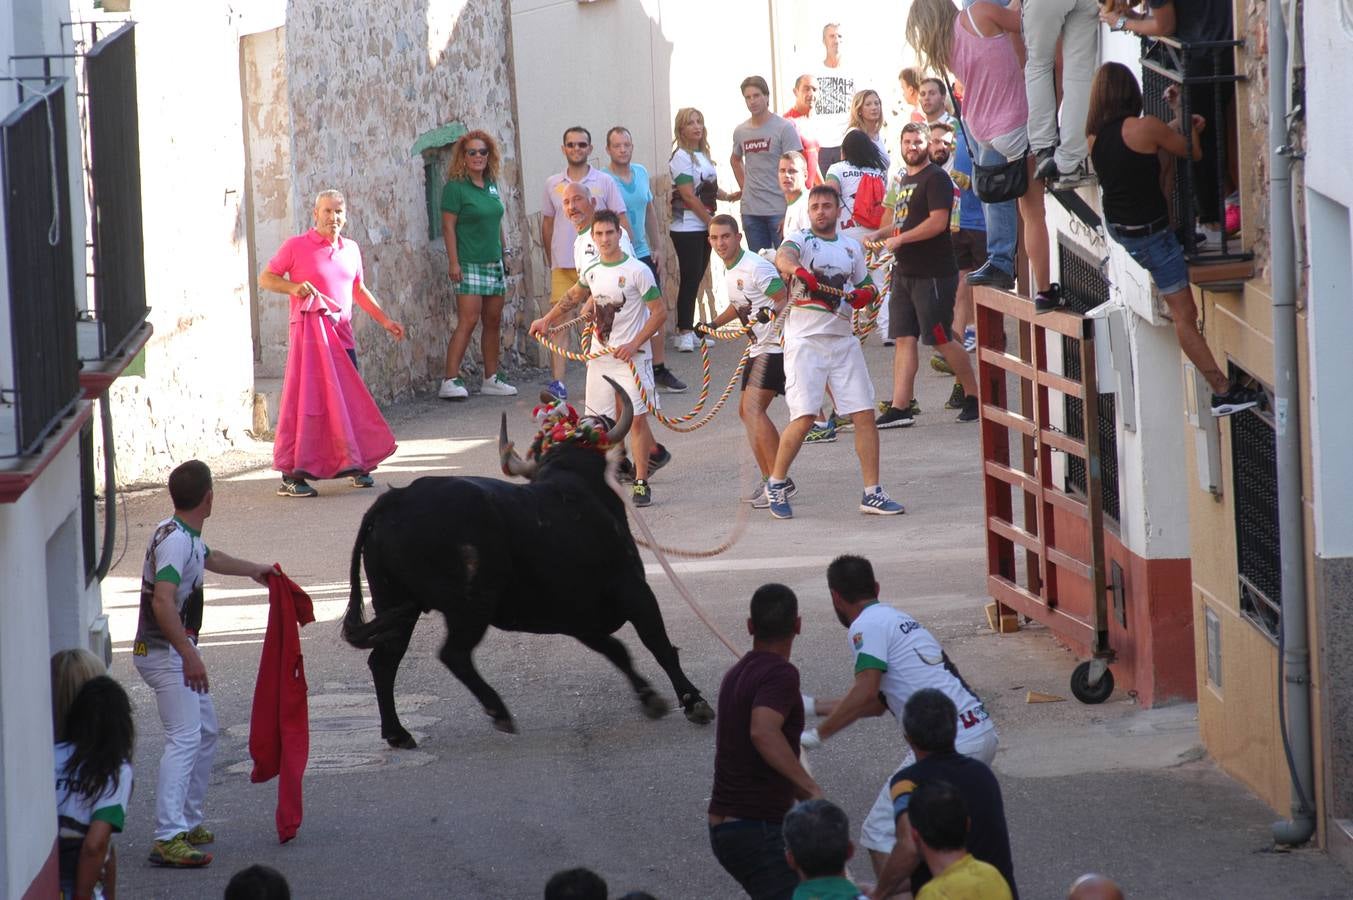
[585,352,658,419]
[784,332,875,420]
[859,726,999,853]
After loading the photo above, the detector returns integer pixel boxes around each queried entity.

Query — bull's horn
[498,413,538,479]
[602,376,633,445]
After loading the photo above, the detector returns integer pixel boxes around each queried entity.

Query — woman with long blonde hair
[438,129,517,399]
[847,89,890,168]
[906,0,1055,307]
[668,107,737,350]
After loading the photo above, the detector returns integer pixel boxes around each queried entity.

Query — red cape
[250,569,315,843]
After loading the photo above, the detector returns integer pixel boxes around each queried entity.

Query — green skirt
[454,260,506,296]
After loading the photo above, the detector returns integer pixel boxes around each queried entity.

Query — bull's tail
[342,502,384,649]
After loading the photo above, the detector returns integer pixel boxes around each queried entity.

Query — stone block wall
[282,0,529,402]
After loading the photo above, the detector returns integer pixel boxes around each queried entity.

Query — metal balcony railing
[83,23,148,362]
[1140,35,1250,264]
[1,82,82,457]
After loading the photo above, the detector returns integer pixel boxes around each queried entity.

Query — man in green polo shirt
[783,799,869,899]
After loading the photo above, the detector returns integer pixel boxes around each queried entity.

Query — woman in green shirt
[439,130,517,399]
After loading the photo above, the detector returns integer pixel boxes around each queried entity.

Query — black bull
[342,381,714,748]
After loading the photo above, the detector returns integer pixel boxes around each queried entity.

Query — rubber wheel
[1070,661,1115,704]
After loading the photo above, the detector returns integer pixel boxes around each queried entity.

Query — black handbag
[949,82,1029,203]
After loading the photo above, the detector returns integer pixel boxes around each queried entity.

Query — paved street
[105,338,1349,898]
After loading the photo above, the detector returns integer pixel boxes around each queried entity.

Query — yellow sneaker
[184,824,215,846]
[148,833,213,867]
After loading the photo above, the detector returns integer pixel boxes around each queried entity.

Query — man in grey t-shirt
[731,74,804,253]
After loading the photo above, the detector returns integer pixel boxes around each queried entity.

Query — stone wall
[282,0,529,402]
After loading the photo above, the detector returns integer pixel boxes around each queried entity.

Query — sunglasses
[564,141,591,149]
[465,147,489,157]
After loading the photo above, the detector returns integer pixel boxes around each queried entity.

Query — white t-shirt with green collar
[578,253,662,350]
[722,250,786,357]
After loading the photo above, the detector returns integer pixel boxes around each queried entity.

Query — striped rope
[532,314,776,432]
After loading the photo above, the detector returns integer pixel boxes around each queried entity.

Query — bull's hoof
[681,695,715,725]
[639,688,670,720]
[492,715,518,734]
[385,732,418,750]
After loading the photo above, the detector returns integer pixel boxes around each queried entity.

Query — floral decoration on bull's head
[524,395,614,460]
[499,378,634,480]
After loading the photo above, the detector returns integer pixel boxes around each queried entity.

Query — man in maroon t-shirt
[708,583,823,899]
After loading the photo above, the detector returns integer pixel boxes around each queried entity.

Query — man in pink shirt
[260,190,405,498]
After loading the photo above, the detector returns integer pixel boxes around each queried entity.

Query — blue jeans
[742,214,784,254]
[1109,226,1190,295]
[709,820,798,900]
[974,140,1017,276]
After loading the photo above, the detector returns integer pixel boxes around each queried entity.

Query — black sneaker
[1034,147,1058,180]
[632,479,652,507]
[616,457,635,484]
[1034,284,1063,313]
[1211,384,1265,417]
[956,395,980,422]
[966,262,1015,290]
[648,444,672,474]
[653,364,688,393]
[876,405,916,429]
[944,381,966,410]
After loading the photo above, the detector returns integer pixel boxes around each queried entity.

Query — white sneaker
[676,331,696,352]
[481,372,518,396]
[438,377,468,400]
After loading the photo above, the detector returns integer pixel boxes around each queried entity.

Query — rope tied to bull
[531,312,778,433]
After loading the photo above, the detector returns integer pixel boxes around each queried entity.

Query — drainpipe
[1268,0,1315,848]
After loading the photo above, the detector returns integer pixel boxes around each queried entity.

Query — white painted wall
[1047,200,1192,562]
[1303,1,1353,559]
[0,443,96,897]
[509,0,915,218]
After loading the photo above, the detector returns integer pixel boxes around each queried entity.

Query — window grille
[1229,375,1280,641]
[1058,237,1121,526]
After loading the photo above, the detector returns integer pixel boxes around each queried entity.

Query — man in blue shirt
[605,126,686,393]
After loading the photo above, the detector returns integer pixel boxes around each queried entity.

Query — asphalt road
[103,338,1350,898]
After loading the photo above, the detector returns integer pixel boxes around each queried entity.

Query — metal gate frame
[974,287,1116,699]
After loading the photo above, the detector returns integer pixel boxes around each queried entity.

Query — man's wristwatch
[1113,14,1128,31]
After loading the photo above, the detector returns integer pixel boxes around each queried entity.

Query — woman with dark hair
[1086,62,1261,416]
[825,129,890,234]
[55,675,136,900]
[438,129,517,400]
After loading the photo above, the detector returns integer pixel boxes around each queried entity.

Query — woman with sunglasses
[438,130,517,400]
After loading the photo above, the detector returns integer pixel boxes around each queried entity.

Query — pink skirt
[273,312,395,480]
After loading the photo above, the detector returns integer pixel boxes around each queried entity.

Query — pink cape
[273,311,396,480]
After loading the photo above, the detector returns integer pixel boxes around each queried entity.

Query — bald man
[1068,873,1125,900]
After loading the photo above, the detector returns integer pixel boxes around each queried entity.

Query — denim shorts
[1109,226,1190,295]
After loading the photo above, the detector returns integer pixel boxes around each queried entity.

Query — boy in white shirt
[531,211,668,507]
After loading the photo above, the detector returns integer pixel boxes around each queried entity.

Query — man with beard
[927,122,988,411]
[798,555,1000,890]
[765,185,903,519]
[869,123,979,429]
